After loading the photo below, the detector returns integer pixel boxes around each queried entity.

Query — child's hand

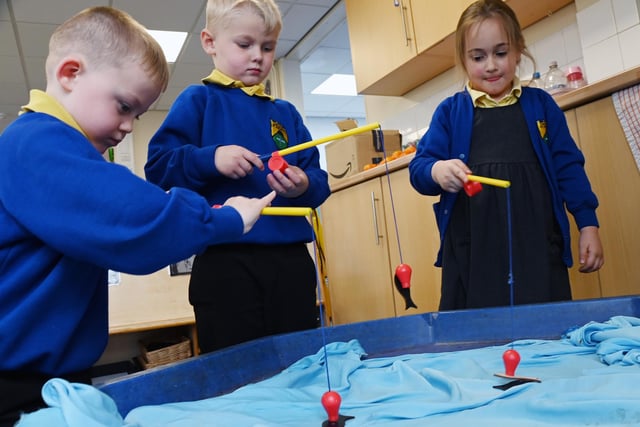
[223,191,276,234]
[215,145,264,179]
[578,226,604,273]
[432,159,472,193]
[266,165,309,198]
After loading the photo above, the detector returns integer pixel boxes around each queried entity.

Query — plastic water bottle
[543,61,568,95]
[566,66,586,90]
[528,71,542,88]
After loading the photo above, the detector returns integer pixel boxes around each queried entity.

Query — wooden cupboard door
[410,0,473,53]
[381,168,442,315]
[574,97,640,298]
[321,179,397,325]
[506,0,574,29]
[564,109,602,300]
[345,0,417,93]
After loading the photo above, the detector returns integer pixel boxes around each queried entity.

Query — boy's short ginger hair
[205,0,282,36]
[46,6,169,91]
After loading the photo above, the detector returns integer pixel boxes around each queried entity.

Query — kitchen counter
[554,66,640,110]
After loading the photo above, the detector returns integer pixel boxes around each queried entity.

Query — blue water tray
[100,296,640,416]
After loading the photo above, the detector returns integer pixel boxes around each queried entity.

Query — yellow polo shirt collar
[21,89,87,137]
[467,77,522,108]
[203,69,273,100]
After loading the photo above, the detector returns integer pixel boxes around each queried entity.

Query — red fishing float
[394,263,412,289]
[321,391,341,423]
[464,180,483,196]
[502,349,521,377]
[321,390,354,427]
[393,264,417,309]
[267,152,288,173]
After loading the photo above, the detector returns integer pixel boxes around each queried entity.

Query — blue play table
[99,296,640,416]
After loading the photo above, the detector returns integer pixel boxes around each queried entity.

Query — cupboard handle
[394,0,411,46]
[371,191,382,245]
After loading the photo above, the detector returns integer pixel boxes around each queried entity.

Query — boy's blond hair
[46,6,169,91]
[205,0,282,36]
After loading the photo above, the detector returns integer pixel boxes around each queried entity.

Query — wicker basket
[139,336,192,369]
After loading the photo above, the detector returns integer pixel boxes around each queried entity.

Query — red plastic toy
[394,264,417,310]
[394,264,412,289]
[267,153,288,173]
[321,391,354,426]
[464,180,483,197]
[502,349,521,377]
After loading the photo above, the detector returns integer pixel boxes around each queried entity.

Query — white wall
[577,0,640,81]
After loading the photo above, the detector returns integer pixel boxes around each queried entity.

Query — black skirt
[439,103,570,310]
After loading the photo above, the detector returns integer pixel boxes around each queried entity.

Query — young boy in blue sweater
[145,0,331,353]
[0,7,274,425]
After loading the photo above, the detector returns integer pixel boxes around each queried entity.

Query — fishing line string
[378,129,405,264]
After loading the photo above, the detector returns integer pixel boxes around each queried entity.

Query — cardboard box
[325,128,402,185]
[335,119,360,132]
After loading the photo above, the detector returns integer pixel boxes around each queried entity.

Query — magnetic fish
[394,264,417,310]
[322,414,354,427]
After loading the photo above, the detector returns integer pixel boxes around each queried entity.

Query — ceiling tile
[301,46,352,74]
[0,24,19,56]
[12,0,107,24]
[280,4,329,42]
[17,22,58,57]
[0,1,10,21]
[0,81,29,106]
[112,0,205,32]
[0,55,25,83]
[318,19,351,49]
[0,0,364,133]
[276,39,298,59]
[178,34,210,65]
[24,56,47,90]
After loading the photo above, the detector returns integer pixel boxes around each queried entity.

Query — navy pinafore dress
[439,102,571,310]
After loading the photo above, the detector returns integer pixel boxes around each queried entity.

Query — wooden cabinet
[321,164,441,325]
[345,0,573,96]
[412,1,472,52]
[345,0,471,95]
[565,97,640,299]
[563,110,602,300]
[344,0,418,96]
[321,178,396,324]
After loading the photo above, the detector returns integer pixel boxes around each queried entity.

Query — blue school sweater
[0,92,244,376]
[145,80,331,244]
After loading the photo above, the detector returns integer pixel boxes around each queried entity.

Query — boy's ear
[201,29,216,55]
[57,57,82,91]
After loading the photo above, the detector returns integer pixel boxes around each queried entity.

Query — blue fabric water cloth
[564,315,640,365]
[14,378,128,427]
[17,316,640,426]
